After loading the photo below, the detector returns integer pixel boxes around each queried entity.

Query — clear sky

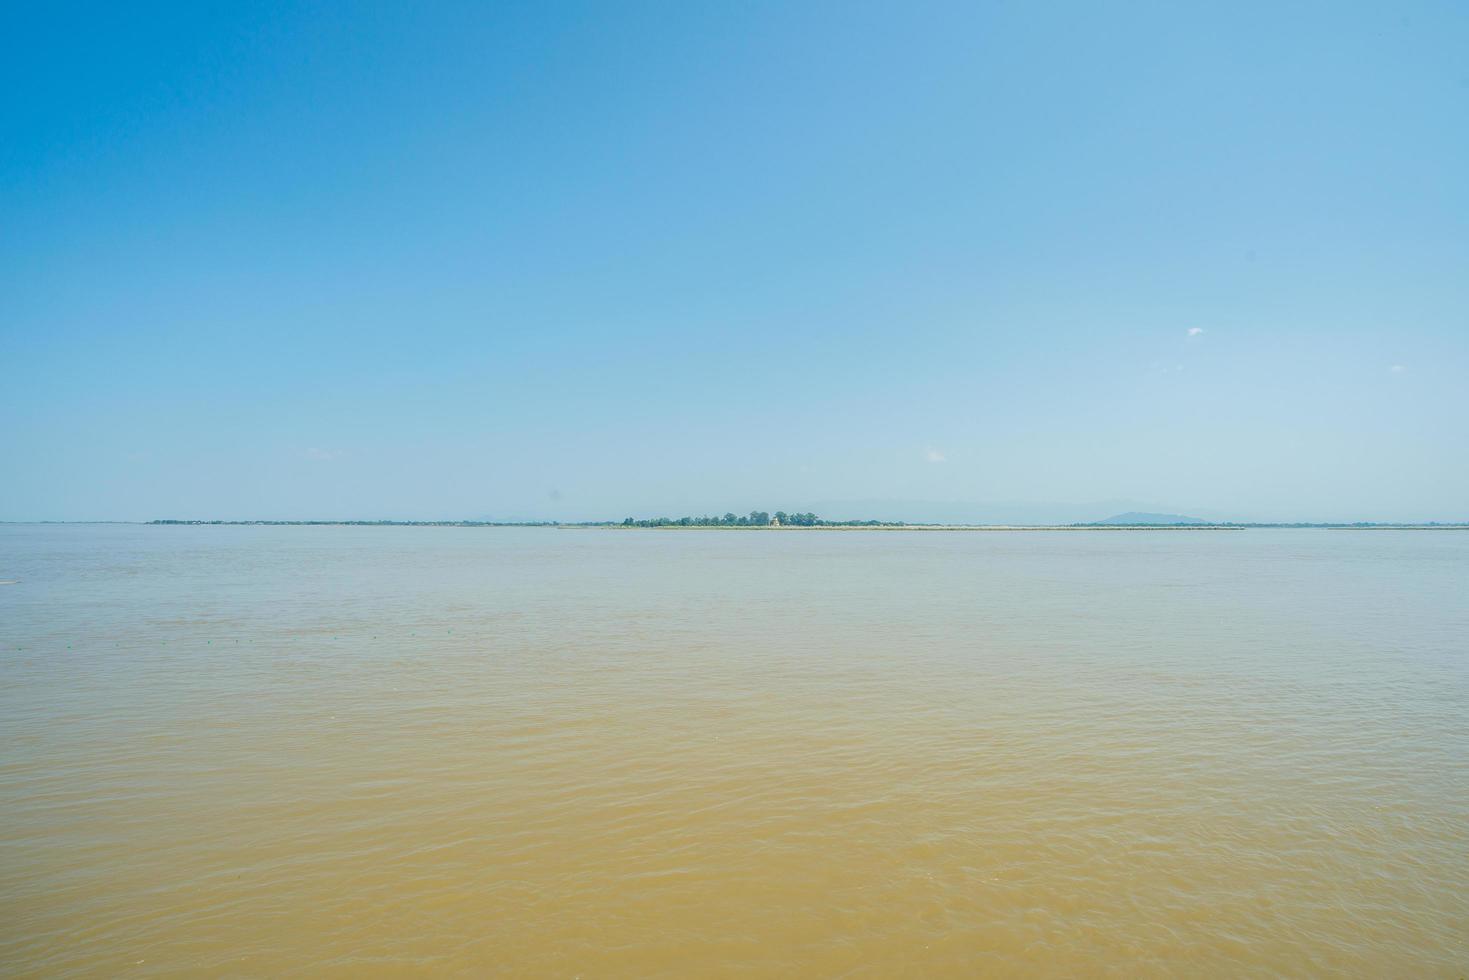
[3,1,1466,522]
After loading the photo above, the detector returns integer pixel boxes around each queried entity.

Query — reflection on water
[2,525,1466,975]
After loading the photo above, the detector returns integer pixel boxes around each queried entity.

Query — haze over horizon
[4,2,1467,523]
[44,499,1469,526]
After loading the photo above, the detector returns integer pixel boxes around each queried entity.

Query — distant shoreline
[6,520,1452,531]
[583,524,1468,531]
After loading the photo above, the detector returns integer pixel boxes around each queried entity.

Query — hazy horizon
[6,499,1469,527]
[12,497,1468,526]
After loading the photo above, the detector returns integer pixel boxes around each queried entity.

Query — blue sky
[3,1,1466,522]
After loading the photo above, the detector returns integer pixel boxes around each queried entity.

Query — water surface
[2,525,1466,975]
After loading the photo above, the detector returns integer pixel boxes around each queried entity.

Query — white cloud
[302,447,344,461]
[1390,364,1406,373]
[925,448,947,463]
[1187,327,1205,337]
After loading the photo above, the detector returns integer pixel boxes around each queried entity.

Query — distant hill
[1094,512,1209,525]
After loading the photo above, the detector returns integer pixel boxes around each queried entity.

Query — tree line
[618,511,902,527]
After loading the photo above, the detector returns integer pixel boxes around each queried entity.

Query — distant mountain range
[1093,512,1209,525]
